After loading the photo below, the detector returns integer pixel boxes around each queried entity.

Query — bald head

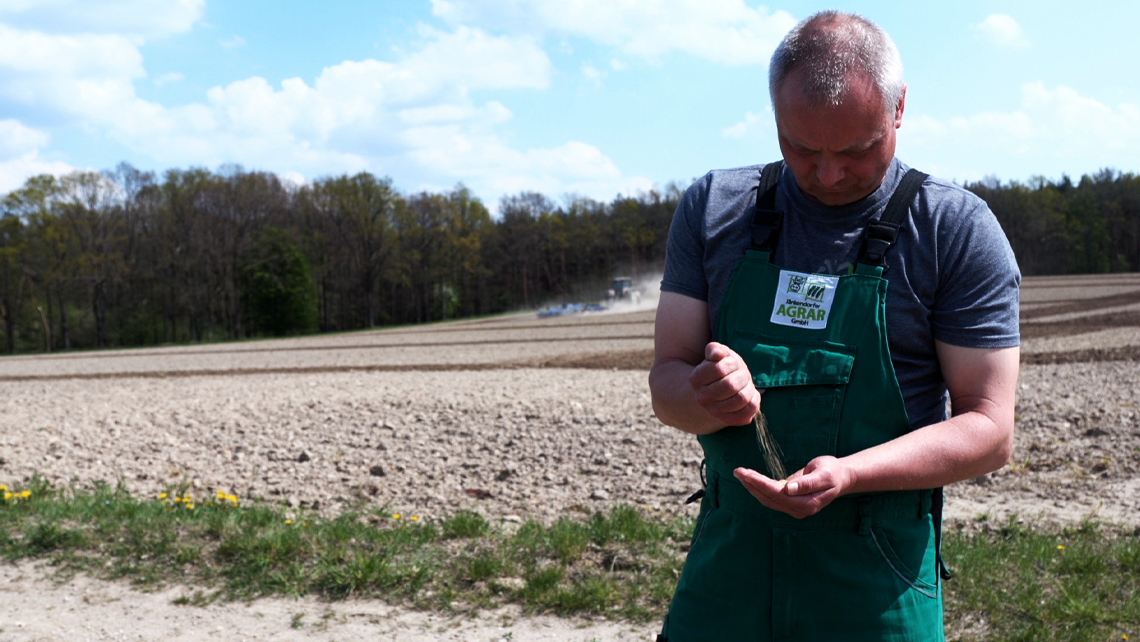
[768,11,904,117]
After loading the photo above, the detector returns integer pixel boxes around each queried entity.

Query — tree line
[2,164,1138,354]
[0,164,679,354]
[965,169,1140,276]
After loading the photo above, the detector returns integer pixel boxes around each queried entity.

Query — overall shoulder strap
[858,168,928,269]
[750,160,784,252]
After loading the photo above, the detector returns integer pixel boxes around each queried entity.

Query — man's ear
[894,84,907,128]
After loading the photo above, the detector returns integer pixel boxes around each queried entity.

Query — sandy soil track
[1,274,1139,640]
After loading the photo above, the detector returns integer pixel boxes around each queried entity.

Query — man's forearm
[734,405,1013,519]
[648,358,727,435]
[651,293,763,435]
[840,405,1014,494]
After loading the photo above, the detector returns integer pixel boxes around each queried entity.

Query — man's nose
[816,155,845,187]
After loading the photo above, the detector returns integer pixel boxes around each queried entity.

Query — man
[650,11,1020,642]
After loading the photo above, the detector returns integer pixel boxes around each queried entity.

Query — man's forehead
[778,121,884,153]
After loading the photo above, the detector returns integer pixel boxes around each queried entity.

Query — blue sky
[2,0,1138,208]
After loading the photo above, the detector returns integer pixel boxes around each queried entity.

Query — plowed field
[2,274,1140,528]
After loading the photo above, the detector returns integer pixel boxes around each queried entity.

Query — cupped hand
[733,456,856,519]
[688,342,761,426]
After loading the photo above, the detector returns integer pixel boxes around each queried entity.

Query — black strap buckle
[856,168,928,269]
[750,209,783,251]
[684,459,709,504]
[860,220,900,267]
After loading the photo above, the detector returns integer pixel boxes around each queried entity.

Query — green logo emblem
[772,270,838,330]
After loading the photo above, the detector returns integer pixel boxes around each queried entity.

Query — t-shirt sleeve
[929,192,1022,348]
[661,174,712,302]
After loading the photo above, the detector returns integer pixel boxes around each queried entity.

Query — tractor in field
[606,276,641,305]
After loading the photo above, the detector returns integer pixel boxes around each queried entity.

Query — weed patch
[2,477,1138,636]
[943,519,1140,641]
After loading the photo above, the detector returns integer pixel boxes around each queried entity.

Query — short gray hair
[768,11,904,115]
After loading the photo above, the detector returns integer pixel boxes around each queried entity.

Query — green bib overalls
[659,165,945,641]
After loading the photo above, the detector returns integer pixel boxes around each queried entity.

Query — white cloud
[1021,83,1140,152]
[0,24,143,77]
[0,23,145,131]
[219,34,246,49]
[153,71,184,86]
[0,6,649,206]
[0,119,73,194]
[581,63,603,85]
[278,170,308,188]
[158,27,551,163]
[0,119,50,158]
[408,135,650,199]
[722,109,773,140]
[407,25,550,90]
[0,153,76,194]
[431,0,797,65]
[399,101,512,127]
[898,83,1140,181]
[971,14,1029,49]
[0,0,202,39]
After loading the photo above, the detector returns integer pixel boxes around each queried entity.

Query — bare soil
[2,274,1139,640]
[0,560,653,641]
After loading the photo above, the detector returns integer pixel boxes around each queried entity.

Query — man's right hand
[688,342,761,427]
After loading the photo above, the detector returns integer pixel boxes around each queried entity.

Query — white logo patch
[770,270,839,330]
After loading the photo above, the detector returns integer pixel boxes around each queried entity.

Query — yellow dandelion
[159,493,167,500]
[410,516,420,522]
[1057,545,1066,550]
[392,513,401,520]
[285,519,293,524]
[186,503,195,509]
[3,492,11,500]
[19,490,29,498]
[0,485,7,490]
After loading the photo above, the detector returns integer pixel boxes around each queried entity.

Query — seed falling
[753,411,787,481]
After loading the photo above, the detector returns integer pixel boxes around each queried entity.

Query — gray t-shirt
[661,157,1021,430]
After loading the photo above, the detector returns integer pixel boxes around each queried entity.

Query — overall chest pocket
[727,331,856,474]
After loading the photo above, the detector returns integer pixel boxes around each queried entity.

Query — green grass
[1,477,1138,640]
[0,478,690,619]
[943,519,1140,641]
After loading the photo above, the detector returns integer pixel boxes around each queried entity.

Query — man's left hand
[733,456,856,519]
